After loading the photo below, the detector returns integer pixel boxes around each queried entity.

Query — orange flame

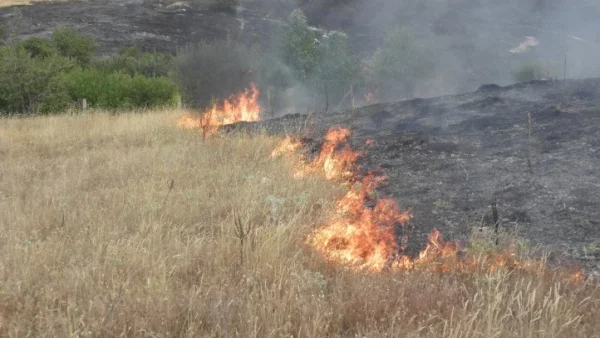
[275,127,586,280]
[178,84,260,136]
[271,135,303,158]
[309,173,411,270]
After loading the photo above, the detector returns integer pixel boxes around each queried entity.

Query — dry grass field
[0,110,598,337]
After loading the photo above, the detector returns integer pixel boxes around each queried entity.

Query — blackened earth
[227,79,600,274]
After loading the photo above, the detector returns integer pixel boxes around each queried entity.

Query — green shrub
[364,27,434,100]
[58,68,179,110]
[51,28,98,66]
[0,45,74,114]
[0,25,6,45]
[20,37,57,59]
[282,9,318,82]
[94,49,173,78]
[314,31,360,109]
[514,64,549,82]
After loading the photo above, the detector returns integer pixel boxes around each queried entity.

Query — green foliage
[0,44,75,114]
[51,28,98,66]
[0,31,177,115]
[314,31,360,107]
[58,68,179,110]
[20,37,57,59]
[282,9,318,82]
[514,64,548,82]
[365,27,434,99]
[94,47,173,78]
[0,25,6,45]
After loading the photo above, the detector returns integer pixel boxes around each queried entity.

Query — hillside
[1,0,599,96]
[229,78,600,273]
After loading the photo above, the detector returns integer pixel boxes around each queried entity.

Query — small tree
[315,31,359,110]
[51,28,98,66]
[365,27,433,100]
[21,37,57,59]
[514,63,549,82]
[0,45,75,114]
[282,9,318,82]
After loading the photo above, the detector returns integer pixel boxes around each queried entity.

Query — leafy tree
[282,9,318,82]
[315,31,360,110]
[21,37,57,59]
[94,48,173,78]
[514,63,549,82]
[365,27,434,100]
[0,45,74,114]
[51,28,98,66]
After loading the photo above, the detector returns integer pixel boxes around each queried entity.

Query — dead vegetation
[0,110,598,337]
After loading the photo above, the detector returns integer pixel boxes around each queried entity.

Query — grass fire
[178,83,261,136]
[2,0,600,335]
[0,102,597,336]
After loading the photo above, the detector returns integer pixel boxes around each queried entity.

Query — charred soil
[230,78,600,273]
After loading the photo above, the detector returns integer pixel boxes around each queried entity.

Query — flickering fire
[176,90,584,279]
[275,127,585,279]
[309,172,411,270]
[271,135,303,158]
[178,83,260,136]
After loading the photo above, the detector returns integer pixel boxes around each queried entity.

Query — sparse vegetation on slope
[0,111,598,337]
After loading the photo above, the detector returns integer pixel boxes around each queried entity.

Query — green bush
[282,9,318,82]
[51,28,98,66]
[94,48,173,78]
[0,29,178,114]
[365,27,434,100]
[58,68,179,110]
[514,64,549,82]
[0,44,74,114]
[314,31,360,109]
[20,37,57,59]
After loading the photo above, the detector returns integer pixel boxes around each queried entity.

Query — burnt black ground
[2,0,600,95]
[228,78,600,273]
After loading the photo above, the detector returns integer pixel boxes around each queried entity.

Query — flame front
[177,91,584,279]
[274,127,584,279]
[178,83,260,136]
[309,173,411,270]
[275,127,413,270]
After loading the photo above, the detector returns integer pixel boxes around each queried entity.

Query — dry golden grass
[0,110,598,337]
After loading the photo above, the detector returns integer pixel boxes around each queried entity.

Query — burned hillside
[229,78,600,272]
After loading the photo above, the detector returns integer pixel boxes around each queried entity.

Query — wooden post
[267,87,272,118]
[82,98,87,113]
[564,54,567,83]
